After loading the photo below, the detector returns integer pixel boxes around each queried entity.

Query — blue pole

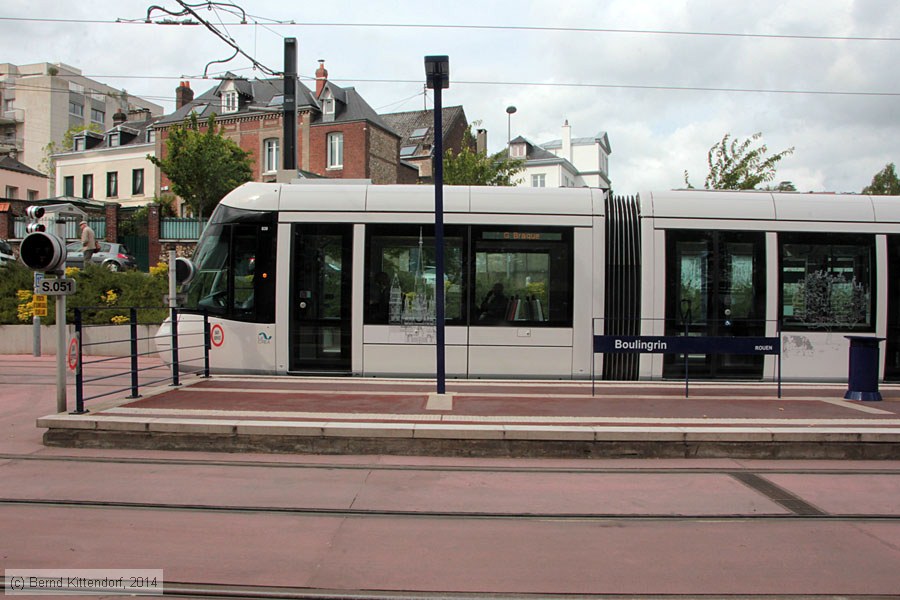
[129,307,140,398]
[73,308,85,414]
[433,85,446,395]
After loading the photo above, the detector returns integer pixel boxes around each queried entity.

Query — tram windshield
[181,204,277,323]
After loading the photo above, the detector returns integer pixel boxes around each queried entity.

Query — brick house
[154,62,404,187]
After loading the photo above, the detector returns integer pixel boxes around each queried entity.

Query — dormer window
[146,129,156,144]
[223,90,238,113]
[108,132,120,147]
[511,143,526,158]
[74,137,85,152]
[322,89,335,121]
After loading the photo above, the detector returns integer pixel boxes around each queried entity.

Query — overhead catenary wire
[1,15,899,42]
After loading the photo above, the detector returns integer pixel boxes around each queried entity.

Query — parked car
[65,241,137,271]
[0,239,14,266]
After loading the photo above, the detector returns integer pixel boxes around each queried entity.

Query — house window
[531,174,546,188]
[410,127,428,139]
[64,176,74,196]
[74,137,85,152]
[327,132,343,169]
[69,102,84,117]
[223,90,238,113]
[400,145,417,158]
[132,168,144,195]
[69,82,84,94]
[27,190,38,202]
[264,138,279,172]
[5,186,18,199]
[106,171,118,198]
[108,132,120,147]
[82,174,93,199]
[146,129,156,144]
[511,143,526,158]
[91,108,105,124]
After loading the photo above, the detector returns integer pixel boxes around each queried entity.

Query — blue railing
[71,307,210,414]
[161,218,207,240]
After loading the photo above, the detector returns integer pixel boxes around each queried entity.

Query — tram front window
[182,206,276,323]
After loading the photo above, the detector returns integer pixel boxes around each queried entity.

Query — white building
[510,121,611,190]
[53,109,160,208]
[0,62,162,180]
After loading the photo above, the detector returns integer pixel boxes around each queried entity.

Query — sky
[2,0,898,194]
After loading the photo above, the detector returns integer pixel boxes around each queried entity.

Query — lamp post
[506,105,517,145]
[425,55,449,395]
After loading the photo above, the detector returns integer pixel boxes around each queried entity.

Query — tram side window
[365,225,464,325]
[473,227,572,326]
[780,232,875,331]
[184,221,276,323]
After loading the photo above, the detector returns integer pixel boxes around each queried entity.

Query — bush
[1,261,170,325]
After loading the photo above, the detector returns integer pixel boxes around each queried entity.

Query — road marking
[818,397,895,414]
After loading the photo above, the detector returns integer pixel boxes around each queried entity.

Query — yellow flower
[149,263,168,278]
[110,315,130,325]
[103,289,118,305]
[65,266,80,277]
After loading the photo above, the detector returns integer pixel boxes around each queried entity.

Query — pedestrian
[80,221,99,264]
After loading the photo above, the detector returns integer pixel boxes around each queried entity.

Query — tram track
[4,452,900,475]
[1,496,897,522]
[0,578,893,600]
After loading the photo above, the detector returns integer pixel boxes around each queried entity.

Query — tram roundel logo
[210,324,225,348]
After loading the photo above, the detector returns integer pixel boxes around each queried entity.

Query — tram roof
[220,182,606,216]
[640,189,900,223]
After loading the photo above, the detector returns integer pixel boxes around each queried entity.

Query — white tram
[157,182,900,382]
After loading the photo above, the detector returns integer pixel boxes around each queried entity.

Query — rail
[71,307,210,414]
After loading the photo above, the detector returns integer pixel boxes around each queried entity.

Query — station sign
[594,335,781,355]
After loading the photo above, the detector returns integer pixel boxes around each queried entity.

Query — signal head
[19,232,67,273]
[26,206,45,220]
[26,222,47,234]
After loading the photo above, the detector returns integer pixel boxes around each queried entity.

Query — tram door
[886,235,900,381]
[289,224,353,373]
[663,230,766,379]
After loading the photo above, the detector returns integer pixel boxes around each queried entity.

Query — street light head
[506,106,517,115]
[424,55,450,89]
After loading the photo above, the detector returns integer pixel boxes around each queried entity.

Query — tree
[443,125,524,186]
[862,163,900,195]
[149,113,253,219]
[684,132,794,190]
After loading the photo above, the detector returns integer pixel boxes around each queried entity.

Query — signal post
[19,204,86,412]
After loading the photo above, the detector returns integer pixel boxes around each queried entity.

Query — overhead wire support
[145,0,282,77]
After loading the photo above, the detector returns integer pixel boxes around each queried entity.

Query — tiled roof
[0,155,47,178]
[156,77,393,133]
[381,106,466,158]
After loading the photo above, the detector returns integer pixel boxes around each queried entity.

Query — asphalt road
[1,355,899,599]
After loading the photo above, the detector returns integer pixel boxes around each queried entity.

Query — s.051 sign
[35,278,76,295]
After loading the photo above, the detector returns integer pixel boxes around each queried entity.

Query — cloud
[4,0,897,194]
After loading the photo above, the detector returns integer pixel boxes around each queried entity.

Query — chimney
[561,119,572,161]
[176,81,194,110]
[476,128,487,154]
[112,108,127,126]
[315,60,328,98]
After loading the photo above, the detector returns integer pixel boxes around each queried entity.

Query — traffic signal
[25,206,46,232]
[20,232,66,273]
[175,257,196,285]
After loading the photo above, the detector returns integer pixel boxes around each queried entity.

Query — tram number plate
[35,278,77,296]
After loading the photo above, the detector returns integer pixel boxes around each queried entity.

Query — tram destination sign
[594,335,780,355]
